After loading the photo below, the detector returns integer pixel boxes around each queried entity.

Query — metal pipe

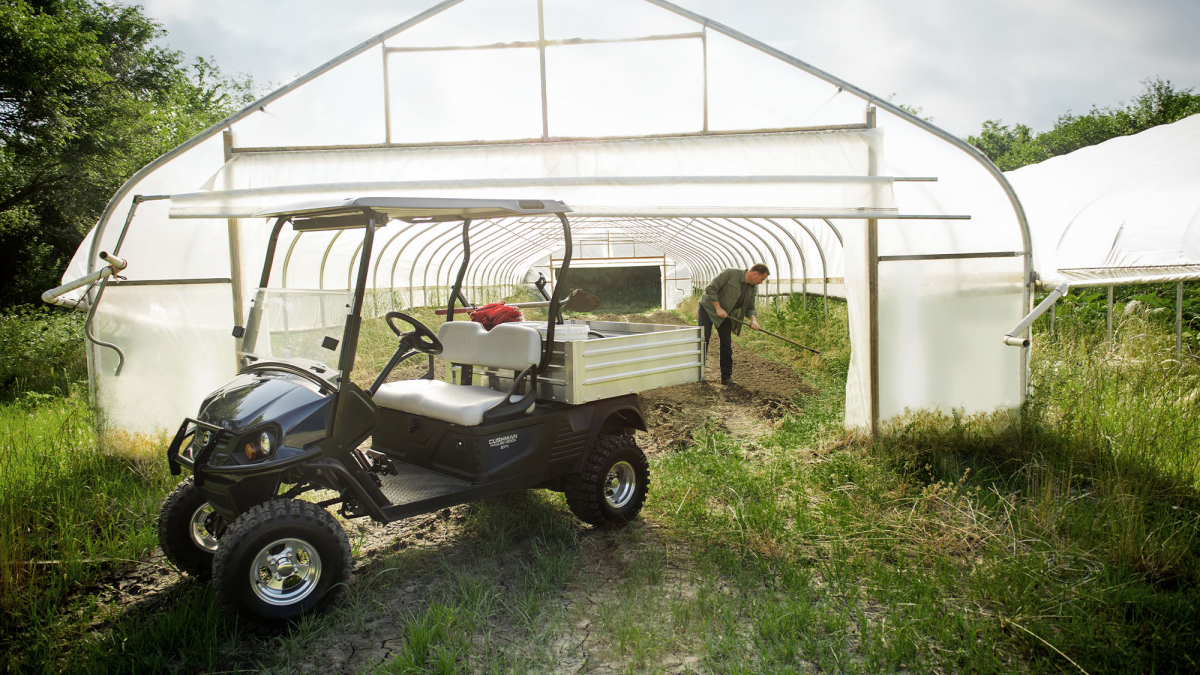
[1107,284,1114,342]
[1004,282,1070,347]
[1177,281,1184,356]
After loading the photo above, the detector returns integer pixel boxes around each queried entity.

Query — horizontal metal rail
[384,31,704,53]
[878,252,1023,262]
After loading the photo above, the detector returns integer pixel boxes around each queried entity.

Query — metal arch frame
[317,230,345,290]
[408,221,465,307]
[280,230,307,288]
[659,218,739,278]
[758,216,811,297]
[610,219,715,284]
[730,217,793,299]
[608,218,720,280]
[782,218,832,314]
[475,217,562,291]
[666,217,752,270]
[707,217,788,298]
[371,219,425,290]
[387,219,448,302]
[455,218,522,295]
[589,217,732,296]
[572,219,715,295]
[446,217,538,299]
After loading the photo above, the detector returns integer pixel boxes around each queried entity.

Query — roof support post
[537,0,549,140]
[222,129,245,371]
[867,105,880,438]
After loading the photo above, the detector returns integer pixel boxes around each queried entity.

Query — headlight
[244,430,275,461]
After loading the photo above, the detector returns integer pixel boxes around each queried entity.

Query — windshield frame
[239,213,379,386]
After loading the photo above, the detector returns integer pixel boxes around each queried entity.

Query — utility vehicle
[158,198,703,622]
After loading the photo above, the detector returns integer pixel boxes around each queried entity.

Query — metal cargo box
[447,320,705,403]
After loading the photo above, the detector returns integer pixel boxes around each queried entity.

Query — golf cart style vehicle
[157,198,704,621]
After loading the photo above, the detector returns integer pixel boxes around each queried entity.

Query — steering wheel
[385,312,443,355]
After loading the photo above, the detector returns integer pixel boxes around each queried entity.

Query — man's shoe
[721,378,736,386]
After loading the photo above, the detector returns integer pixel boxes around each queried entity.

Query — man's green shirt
[699,268,757,335]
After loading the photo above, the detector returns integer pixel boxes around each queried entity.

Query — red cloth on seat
[470,303,524,330]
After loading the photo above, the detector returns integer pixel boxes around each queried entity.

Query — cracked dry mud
[68,311,814,673]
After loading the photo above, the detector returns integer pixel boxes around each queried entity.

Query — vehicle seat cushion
[373,379,509,427]
[437,321,540,371]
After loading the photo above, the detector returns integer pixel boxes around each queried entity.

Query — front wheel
[213,499,352,622]
[158,477,223,578]
[565,434,650,526]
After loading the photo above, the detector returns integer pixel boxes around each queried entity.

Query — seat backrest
[437,321,541,371]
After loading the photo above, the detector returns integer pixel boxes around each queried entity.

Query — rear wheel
[158,477,223,578]
[213,499,352,622]
[565,434,650,526]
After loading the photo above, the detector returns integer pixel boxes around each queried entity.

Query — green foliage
[967,78,1200,171]
[0,304,87,396]
[1037,281,1200,350]
[0,0,257,307]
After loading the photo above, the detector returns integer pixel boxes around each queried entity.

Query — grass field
[1,296,1199,672]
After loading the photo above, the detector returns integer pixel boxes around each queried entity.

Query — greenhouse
[52,0,1033,436]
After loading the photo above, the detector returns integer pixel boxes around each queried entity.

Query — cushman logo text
[488,434,518,448]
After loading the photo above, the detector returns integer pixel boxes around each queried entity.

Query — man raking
[698,264,769,386]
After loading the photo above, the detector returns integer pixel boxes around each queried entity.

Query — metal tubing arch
[664,217,749,274]
[752,216,813,297]
[371,219,425,290]
[280,230,307,289]
[474,217,559,290]
[317,229,345,290]
[432,218,496,299]
[477,219,562,292]
[605,219,719,282]
[409,221,467,307]
[708,217,787,297]
[448,217,539,299]
[683,217,757,271]
[734,216,805,299]
[781,218,830,311]
[387,219,446,304]
[641,219,724,281]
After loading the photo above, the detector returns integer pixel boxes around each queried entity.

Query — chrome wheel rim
[604,461,637,509]
[250,538,322,606]
[189,503,220,552]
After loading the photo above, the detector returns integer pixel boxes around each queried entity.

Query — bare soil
[64,311,817,673]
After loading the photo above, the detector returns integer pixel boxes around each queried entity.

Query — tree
[967,78,1200,171]
[0,0,254,307]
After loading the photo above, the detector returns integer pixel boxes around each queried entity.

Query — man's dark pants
[698,309,733,381]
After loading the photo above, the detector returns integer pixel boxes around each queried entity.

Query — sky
[139,0,1200,137]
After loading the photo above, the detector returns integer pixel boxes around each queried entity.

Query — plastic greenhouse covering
[1006,113,1200,287]
[58,0,1033,437]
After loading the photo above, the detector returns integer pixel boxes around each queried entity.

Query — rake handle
[724,315,821,355]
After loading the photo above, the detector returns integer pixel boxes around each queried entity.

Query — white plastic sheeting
[1007,113,1200,287]
[59,0,1031,436]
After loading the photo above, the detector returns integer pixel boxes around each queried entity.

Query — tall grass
[0,387,178,670]
[643,299,1200,673]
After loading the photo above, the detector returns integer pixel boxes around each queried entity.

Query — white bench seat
[371,321,541,427]
[373,379,509,427]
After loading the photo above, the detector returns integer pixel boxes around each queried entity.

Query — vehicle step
[377,463,472,505]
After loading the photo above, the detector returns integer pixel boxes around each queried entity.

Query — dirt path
[64,312,817,673]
